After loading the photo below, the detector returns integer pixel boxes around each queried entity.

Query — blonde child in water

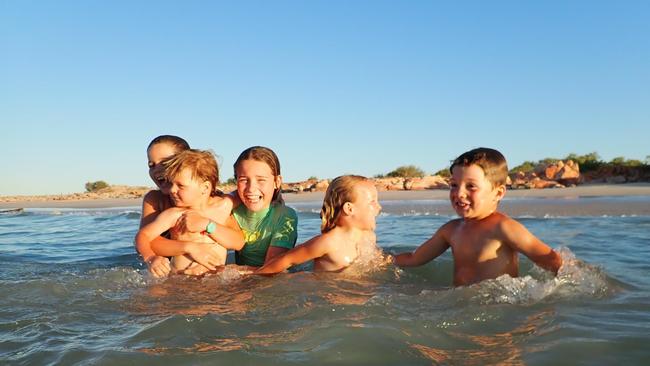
[135,149,244,275]
[393,147,563,286]
[256,175,382,274]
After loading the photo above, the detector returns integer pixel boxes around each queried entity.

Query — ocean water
[1,197,650,365]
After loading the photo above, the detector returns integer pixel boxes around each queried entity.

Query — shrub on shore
[85,181,109,192]
[386,165,425,178]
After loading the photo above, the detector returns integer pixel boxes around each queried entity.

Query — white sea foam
[471,247,610,305]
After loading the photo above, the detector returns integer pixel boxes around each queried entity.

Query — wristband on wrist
[205,220,217,234]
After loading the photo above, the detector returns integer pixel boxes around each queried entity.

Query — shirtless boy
[393,147,562,286]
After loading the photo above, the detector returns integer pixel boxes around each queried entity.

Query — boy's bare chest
[449,228,507,262]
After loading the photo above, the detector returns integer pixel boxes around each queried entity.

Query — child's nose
[456,187,467,198]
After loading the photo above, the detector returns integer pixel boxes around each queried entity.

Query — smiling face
[147,142,179,194]
[235,159,281,212]
[168,167,209,208]
[449,164,505,220]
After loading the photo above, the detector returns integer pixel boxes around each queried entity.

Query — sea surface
[1,197,650,365]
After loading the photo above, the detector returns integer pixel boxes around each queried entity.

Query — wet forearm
[208,224,245,250]
[150,236,192,257]
[546,251,563,274]
[256,257,291,274]
[393,252,418,267]
[134,232,157,261]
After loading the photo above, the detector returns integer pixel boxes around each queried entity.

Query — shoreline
[1,183,650,210]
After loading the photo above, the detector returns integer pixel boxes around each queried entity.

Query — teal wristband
[205,221,217,234]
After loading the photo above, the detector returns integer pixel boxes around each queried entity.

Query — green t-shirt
[233,203,298,266]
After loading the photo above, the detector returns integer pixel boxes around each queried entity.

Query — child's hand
[147,255,171,278]
[176,210,209,233]
[185,242,222,270]
[181,262,212,276]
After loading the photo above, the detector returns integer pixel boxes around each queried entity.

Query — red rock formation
[404,176,449,190]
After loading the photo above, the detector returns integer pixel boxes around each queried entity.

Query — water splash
[471,247,612,305]
[341,239,395,277]
[202,265,252,284]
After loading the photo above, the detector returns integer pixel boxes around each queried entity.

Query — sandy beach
[2,183,650,216]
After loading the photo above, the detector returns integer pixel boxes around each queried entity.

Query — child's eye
[148,162,155,168]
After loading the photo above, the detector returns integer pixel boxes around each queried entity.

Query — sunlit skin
[137,142,243,277]
[136,167,244,276]
[147,142,178,194]
[137,141,181,276]
[235,159,282,213]
[234,159,290,262]
[393,164,562,286]
[256,181,382,274]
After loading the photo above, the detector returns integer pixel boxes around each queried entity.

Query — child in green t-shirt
[231,146,298,266]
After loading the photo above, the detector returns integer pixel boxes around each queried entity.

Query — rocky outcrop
[374,177,406,191]
[582,165,650,184]
[403,176,449,190]
[509,160,580,189]
[282,179,330,193]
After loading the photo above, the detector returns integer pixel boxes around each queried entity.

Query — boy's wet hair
[450,147,508,187]
[233,146,284,204]
[163,149,220,196]
[147,135,190,153]
[320,175,369,234]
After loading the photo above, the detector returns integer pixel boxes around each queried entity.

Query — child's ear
[274,175,283,189]
[342,202,354,216]
[494,184,506,201]
[202,181,212,195]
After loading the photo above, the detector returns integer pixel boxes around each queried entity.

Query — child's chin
[245,202,267,211]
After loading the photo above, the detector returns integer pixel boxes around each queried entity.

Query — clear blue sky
[1,1,648,195]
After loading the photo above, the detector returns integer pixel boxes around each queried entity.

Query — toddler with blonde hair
[256,175,382,274]
[136,149,244,275]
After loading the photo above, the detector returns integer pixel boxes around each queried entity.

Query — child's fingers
[194,251,219,270]
[148,256,171,278]
[150,265,165,278]
[175,217,187,233]
[183,263,209,276]
[194,256,217,271]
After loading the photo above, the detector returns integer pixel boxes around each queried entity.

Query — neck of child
[333,223,366,241]
[243,203,272,216]
[187,196,211,211]
[464,209,498,222]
